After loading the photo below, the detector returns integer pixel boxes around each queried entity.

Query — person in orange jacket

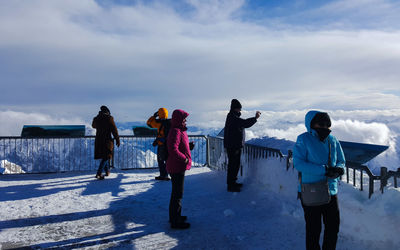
[147,108,171,180]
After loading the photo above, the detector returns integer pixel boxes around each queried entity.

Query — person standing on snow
[293,111,345,250]
[147,108,171,181]
[92,105,120,180]
[166,109,194,229]
[223,99,261,192]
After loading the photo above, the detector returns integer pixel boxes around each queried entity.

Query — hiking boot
[155,176,170,181]
[171,222,190,229]
[96,174,105,180]
[169,216,187,223]
[227,185,241,192]
[95,171,103,179]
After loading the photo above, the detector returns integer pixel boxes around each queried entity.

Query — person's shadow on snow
[21,170,175,249]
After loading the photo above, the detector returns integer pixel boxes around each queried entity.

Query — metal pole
[360,170,364,191]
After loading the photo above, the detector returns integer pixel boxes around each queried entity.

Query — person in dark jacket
[92,106,120,180]
[166,109,194,229]
[224,99,261,192]
[293,111,345,250]
[147,108,171,181]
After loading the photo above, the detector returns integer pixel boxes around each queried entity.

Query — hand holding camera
[255,111,261,119]
[153,111,159,117]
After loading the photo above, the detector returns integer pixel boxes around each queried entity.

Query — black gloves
[153,111,159,117]
[325,167,344,179]
[189,142,195,150]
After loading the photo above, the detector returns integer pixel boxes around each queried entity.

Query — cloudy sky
[1,0,400,136]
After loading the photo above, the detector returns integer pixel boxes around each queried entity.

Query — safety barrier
[0,135,207,173]
[2,135,398,198]
[208,136,400,199]
[207,136,285,173]
[343,163,400,198]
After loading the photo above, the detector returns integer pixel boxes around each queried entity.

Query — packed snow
[0,160,24,174]
[1,155,399,249]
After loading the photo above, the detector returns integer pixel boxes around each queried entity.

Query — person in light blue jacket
[293,110,345,250]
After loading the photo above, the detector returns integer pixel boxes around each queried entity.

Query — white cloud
[186,0,244,22]
[1,1,400,123]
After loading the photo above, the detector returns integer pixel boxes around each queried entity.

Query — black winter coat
[92,112,120,159]
[223,111,257,149]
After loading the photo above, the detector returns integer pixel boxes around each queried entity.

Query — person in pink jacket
[166,109,194,229]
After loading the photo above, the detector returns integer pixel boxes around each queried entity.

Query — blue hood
[305,110,319,133]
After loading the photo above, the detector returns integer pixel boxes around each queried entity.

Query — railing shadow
[0,170,187,249]
[0,175,91,202]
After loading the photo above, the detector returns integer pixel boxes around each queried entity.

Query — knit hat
[310,112,331,128]
[230,99,242,110]
[158,108,168,119]
[100,105,110,114]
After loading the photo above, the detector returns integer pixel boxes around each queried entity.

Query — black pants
[301,195,340,250]
[157,145,168,177]
[226,148,241,186]
[169,172,185,223]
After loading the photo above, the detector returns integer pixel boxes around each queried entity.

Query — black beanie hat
[100,105,110,114]
[311,112,331,128]
[230,99,242,110]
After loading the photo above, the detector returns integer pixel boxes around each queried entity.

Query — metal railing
[2,134,399,198]
[0,135,207,173]
[343,163,400,198]
[208,135,400,199]
[207,136,284,172]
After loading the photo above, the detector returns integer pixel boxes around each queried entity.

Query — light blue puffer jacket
[293,110,346,195]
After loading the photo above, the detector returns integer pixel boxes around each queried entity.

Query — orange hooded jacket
[147,108,170,146]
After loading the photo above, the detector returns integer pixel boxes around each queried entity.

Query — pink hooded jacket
[166,109,192,174]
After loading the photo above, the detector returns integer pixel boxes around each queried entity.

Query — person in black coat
[92,106,120,180]
[224,99,261,192]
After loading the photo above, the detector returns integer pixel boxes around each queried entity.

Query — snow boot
[171,221,190,229]
[155,176,170,181]
[96,171,104,180]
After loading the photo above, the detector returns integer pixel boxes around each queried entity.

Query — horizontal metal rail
[0,135,207,173]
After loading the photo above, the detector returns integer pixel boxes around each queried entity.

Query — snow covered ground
[1,159,400,249]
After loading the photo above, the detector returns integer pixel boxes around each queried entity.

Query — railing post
[206,136,210,167]
[369,176,374,199]
[346,166,350,183]
[360,170,363,191]
[380,167,388,194]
